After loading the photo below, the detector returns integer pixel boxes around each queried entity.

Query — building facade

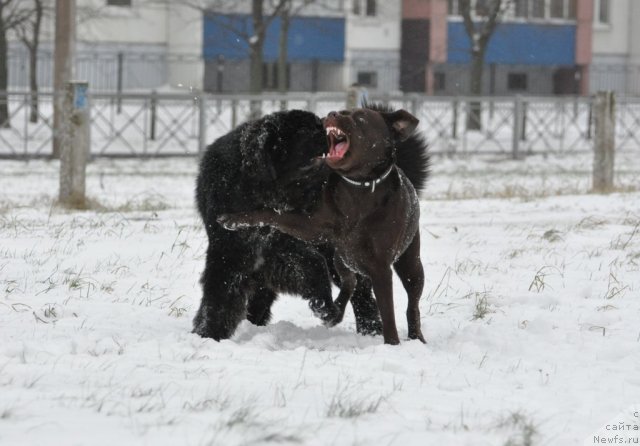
[201,0,402,94]
[402,0,594,96]
[5,0,640,96]
[7,0,203,92]
[589,0,640,95]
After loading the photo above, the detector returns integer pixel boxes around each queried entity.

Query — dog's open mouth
[324,126,349,162]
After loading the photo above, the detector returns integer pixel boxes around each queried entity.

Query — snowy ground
[1,153,639,445]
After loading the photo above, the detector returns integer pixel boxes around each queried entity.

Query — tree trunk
[278,2,289,110]
[467,49,484,131]
[249,0,264,119]
[0,8,10,129]
[53,0,75,158]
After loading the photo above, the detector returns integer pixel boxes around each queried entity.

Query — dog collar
[339,165,394,193]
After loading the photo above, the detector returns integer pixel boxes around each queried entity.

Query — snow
[1,153,639,445]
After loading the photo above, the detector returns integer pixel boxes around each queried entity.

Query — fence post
[116,52,123,114]
[521,99,527,141]
[409,95,418,117]
[512,95,523,160]
[451,98,458,140]
[149,89,157,141]
[592,91,615,193]
[586,99,593,140]
[59,81,90,208]
[231,99,237,128]
[307,93,317,114]
[198,93,207,155]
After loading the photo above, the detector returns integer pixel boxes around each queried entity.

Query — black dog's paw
[356,318,383,337]
[217,214,252,231]
[309,298,342,327]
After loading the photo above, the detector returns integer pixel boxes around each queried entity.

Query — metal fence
[1,91,639,159]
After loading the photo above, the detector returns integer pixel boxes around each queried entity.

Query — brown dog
[219,107,425,345]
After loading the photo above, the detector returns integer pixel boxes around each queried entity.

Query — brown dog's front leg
[370,267,400,345]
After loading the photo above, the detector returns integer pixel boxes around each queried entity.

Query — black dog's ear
[382,109,419,141]
[240,118,278,182]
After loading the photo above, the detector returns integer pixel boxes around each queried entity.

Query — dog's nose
[328,111,337,118]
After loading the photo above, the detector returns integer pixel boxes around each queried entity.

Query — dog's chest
[330,183,412,268]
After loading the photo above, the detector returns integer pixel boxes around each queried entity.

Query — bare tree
[0,0,32,128]
[277,0,291,107]
[276,0,344,108]
[161,0,287,117]
[16,0,47,124]
[459,0,509,130]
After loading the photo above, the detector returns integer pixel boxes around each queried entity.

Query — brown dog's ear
[383,110,419,141]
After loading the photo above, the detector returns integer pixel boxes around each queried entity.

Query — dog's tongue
[330,141,348,159]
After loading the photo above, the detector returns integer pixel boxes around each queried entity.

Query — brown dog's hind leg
[393,232,426,343]
[370,267,400,345]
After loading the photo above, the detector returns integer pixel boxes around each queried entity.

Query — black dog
[220,106,429,345]
[193,110,383,340]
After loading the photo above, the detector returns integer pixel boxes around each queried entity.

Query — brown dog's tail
[364,103,431,194]
[395,129,430,193]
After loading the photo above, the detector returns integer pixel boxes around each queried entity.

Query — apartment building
[202,0,402,93]
[589,0,640,95]
[402,0,593,96]
[7,0,202,91]
[5,0,639,96]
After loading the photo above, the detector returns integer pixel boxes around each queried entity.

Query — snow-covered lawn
[1,154,639,445]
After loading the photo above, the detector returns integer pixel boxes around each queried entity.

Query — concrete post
[198,93,207,155]
[59,81,90,208]
[52,0,76,158]
[593,91,615,193]
[512,95,523,160]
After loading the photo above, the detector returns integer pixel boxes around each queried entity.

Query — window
[550,0,564,18]
[531,0,544,18]
[353,0,376,17]
[507,73,528,91]
[597,0,610,24]
[357,71,377,88]
[262,63,290,90]
[475,0,489,16]
[514,0,529,18]
[448,0,459,16]
[107,0,131,6]
[365,0,376,16]
[434,72,446,92]
[567,0,577,19]
[513,0,577,21]
[352,0,360,15]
